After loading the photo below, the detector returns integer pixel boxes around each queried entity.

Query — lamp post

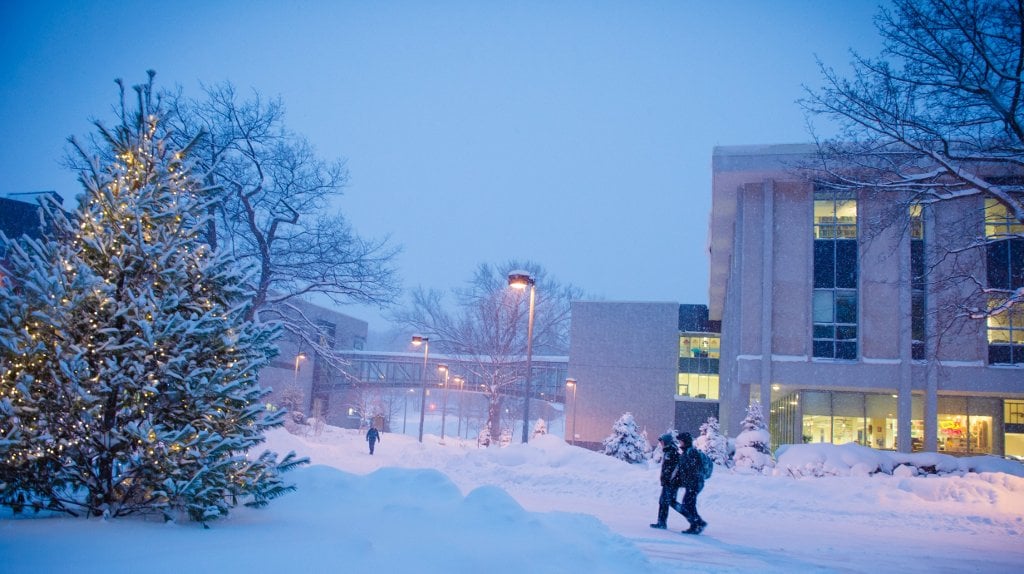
[403,388,412,434]
[438,364,450,441]
[412,334,429,442]
[566,378,578,446]
[508,270,536,443]
[293,352,307,385]
[454,376,465,439]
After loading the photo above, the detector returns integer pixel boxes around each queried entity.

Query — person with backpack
[649,433,682,530]
[366,424,381,455]
[674,432,708,534]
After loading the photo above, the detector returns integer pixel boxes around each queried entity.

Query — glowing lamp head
[411,334,428,346]
[507,270,535,289]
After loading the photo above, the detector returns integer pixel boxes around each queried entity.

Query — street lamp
[453,375,465,439]
[508,270,536,443]
[412,334,429,443]
[566,378,578,446]
[403,388,414,434]
[438,364,450,441]
[293,352,307,385]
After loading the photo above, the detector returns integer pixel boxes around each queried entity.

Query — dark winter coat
[366,427,380,443]
[677,446,704,491]
[660,444,681,487]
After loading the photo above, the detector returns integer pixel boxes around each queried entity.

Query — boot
[649,522,667,529]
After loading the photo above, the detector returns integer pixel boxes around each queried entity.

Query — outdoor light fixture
[412,334,429,442]
[438,364,450,441]
[293,352,307,385]
[566,378,578,446]
[507,270,536,443]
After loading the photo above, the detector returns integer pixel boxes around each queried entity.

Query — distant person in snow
[366,425,380,455]
[650,433,682,530]
[675,432,707,534]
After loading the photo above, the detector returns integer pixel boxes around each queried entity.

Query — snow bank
[776,442,1024,478]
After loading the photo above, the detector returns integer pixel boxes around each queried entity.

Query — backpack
[696,448,713,480]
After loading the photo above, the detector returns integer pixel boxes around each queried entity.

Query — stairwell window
[813,188,858,360]
[985,199,1024,365]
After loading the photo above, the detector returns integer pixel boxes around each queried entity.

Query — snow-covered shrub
[602,413,650,464]
[499,427,512,447]
[733,402,774,474]
[695,416,729,468]
[533,418,548,438]
[477,427,492,448]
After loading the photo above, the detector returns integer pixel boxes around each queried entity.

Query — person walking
[650,433,681,530]
[674,432,707,534]
[366,424,380,455]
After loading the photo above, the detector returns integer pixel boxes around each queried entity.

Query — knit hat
[658,433,674,445]
[676,432,693,446]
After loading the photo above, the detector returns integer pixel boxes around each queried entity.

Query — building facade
[567,301,720,449]
[709,144,1024,456]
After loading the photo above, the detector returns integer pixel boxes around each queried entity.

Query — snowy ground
[2,424,1023,573]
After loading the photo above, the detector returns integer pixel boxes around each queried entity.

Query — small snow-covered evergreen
[602,412,650,464]
[532,418,547,438]
[477,427,492,448]
[695,416,729,468]
[734,402,774,474]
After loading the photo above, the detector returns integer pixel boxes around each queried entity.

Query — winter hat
[658,433,674,445]
[676,432,693,446]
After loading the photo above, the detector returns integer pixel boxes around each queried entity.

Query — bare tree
[158,81,401,366]
[391,261,581,442]
[801,0,1024,327]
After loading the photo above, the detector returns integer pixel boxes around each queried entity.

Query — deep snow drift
[2,425,1022,573]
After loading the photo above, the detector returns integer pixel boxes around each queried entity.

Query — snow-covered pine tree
[0,73,306,521]
[0,213,101,516]
[694,416,729,468]
[532,418,547,438]
[477,426,492,448]
[602,412,650,464]
[733,402,774,474]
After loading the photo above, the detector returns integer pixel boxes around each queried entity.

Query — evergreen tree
[733,402,774,474]
[477,426,492,448]
[602,412,650,464]
[532,418,547,438]
[0,218,100,516]
[0,73,306,522]
[694,416,729,468]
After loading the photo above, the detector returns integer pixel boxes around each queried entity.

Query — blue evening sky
[0,1,883,334]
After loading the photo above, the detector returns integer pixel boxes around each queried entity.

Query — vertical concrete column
[723,186,747,436]
[897,202,913,452]
[760,180,775,411]
[923,206,939,451]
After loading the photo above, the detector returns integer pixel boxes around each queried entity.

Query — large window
[1007,400,1024,459]
[910,205,926,360]
[813,189,858,360]
[678,333,719,399]
[985,199,1024,364]
[798,391,995,454]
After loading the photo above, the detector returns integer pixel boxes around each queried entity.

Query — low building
[567,301,720,449]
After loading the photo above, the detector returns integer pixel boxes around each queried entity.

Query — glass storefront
[1006,400,1024,458]
[783,390,999,454]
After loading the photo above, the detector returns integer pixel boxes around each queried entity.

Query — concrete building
[258,299,368,426]
[709,144,1024,456]
[566,301,720,449]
